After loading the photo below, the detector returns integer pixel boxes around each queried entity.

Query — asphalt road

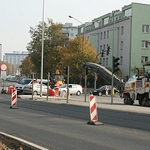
[0,93,150,150]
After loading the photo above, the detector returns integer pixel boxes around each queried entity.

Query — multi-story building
[61,23,78,40]
[3,51,28,75]
[78,2,150,79]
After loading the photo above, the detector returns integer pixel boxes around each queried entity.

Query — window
[120,56,123,65]
[142,40,148,49]
[107,30,109,38]
[141,56,148,63]
[125,8,132,17]
[94,22,99,28]
[81,27,84,33]
[100,45,102,52]
[120,41,123,50]
[100,32,102,40]
[121,26,124,35]
[70,33,74,37]
[103,45,105,51]
[104,17,109,25]
[142,25,149,33]
[104,31,106,39]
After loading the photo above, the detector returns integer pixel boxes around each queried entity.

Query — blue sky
[0,0,150,54]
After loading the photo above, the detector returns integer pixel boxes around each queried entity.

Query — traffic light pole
[66,66,69,103]
[111,59,114,104]
[47,72,50,101]
[111,11,115,105]
[84,67,87,102]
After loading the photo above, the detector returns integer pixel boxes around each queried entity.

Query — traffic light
[107,46,111,55]
[101,51,104,57]
[113,56,120,73]
[63,66,69,75]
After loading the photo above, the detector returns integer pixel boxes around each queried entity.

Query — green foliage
[59,35,97,80]
[20,55,34,77]
[26,19,68,78]
[22,19,97,81]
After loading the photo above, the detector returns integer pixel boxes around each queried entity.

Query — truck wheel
[129,99,134,105]
[148,100,150,107]
[124,98,128,104]
[139,100,142,106]
[144,98,150,107]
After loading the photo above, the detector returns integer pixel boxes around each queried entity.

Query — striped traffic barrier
[87,95,103,125]
[10,89,18,109]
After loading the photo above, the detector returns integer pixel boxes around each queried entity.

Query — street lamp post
[69,15,84,63]
[40,0,44,97]
[111,10,119,104]
[94,53,101,89]
[69,15,86,102]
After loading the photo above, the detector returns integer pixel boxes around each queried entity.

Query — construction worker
[33,79,39,84]
[54,80,59,96]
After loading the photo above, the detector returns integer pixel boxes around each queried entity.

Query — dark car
[91,85,119,96]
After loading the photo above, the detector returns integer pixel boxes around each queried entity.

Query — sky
[0,0,150,55]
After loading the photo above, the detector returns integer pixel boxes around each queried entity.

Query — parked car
[90,85,119,96]
[59,84,82,96]
[15,78,33,94]
[23,84,48,95]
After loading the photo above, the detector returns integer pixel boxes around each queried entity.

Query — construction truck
[83,62,150,107]
[123,61,150,106]
[51,69,64,86]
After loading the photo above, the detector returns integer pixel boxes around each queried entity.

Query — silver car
[23,84,48,95]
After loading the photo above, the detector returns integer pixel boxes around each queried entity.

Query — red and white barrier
[87,95,103,125]
[89,95,98,122]
[10,89,17,108]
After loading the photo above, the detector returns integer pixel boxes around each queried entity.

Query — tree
[27,19,68,78]
[59,35,97,83]
[20,56,34,77]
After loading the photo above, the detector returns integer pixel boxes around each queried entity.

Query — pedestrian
[54,80,59,96]
[106,86,109,95]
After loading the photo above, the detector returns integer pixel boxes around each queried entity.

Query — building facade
[78,2,150,79]
[3,51,28,75]
[62,23,78,40]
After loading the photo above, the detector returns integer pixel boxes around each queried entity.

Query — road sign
[0,64,7,71]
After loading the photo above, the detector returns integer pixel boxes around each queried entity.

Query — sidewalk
[18,94,150,114]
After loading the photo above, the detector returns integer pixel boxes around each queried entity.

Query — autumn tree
[59,35,97,83]
[27,19,68,78]
[20,55,34,77]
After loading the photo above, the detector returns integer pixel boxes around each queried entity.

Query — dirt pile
[0,141,23,150]
[0,141,11,150]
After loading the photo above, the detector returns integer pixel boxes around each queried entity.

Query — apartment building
[3,51,28,65]
[62,23,78,40]
[78,2,150,79]
[3,51,28,75]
